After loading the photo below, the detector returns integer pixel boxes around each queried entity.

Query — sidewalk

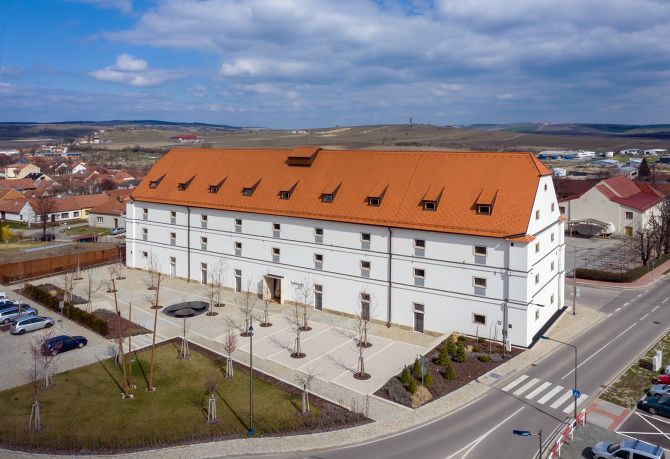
[575,256,670,290]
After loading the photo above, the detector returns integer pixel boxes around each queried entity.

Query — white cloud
[72,0,132,14]
[89,54,180,87]
[0,82,17,95]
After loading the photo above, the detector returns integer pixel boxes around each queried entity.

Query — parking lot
[617,408,670,451]
[565,234,637,274]
[0,292,114,392]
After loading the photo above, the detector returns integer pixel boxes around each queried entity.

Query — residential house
[3,163,41,179]
[127,147,565,347]
[89,189,132,229]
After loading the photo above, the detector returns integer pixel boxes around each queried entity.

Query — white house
[644,149,668,156]
[620,148,641,155]
[559,175,664,236]
[126,147,565,347]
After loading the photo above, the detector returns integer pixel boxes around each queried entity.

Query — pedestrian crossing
[500,374,589,414]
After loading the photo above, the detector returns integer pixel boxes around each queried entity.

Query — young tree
[351,291,375,379]
[205,372,219,423]
[147,273,162,392]
[1,223,11,244]
[59,271,80,304]
[106,264,119,292]
[210,259,226,308]
[143,251,160,292]
[84,268,103,313]
[650,199,670,256]
[31,195,57,239]
[222,328,238,378]
[260,295,273,327]
[295,368,317,415]
[112,280,132,399]
[235,279,258,337]
[294,278,313,332]
[180,316,190,359]
[39,328,58,390]
[287,302,306,359]
[27,339,42,431]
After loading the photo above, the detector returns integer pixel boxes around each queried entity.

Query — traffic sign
[572,389,581,399]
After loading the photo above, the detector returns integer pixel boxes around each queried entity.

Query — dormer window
[243,187,254,196]
[209,185,218,193]
[280,190,290,200]
[368,197,380,207]
[242,179,260,197]
[149,181,158,189]
[477,204,491,215]
[177,183,187,191]
[322,193,334,203]
[423,200,437,211]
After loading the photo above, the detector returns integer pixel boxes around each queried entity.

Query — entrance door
[314,284,323,310]
[170,257,176,277]
[114,218,118,227]
[414,311,424,333]
[271,278,281,302]
[235,269,242,293]
[200,262,208,284]
[625,226,633,237]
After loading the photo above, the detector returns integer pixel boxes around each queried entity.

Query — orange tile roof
[131,148,551,239]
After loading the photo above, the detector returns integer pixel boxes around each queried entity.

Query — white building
[620,148,641,155]
[126,147,565,347]
[644,149,668,156]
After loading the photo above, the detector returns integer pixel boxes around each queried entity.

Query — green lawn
[63,225,109,236]
[600,331,670,408]
[0,342,355,452]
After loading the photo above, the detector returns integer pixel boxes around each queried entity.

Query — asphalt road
[228,279,670,459]
[619,405,670,449]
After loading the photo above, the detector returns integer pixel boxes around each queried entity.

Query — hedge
[576,253,670,283]
[22,284,109,336]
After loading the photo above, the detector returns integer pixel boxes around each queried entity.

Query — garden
[376,334,522,408]
[0,339,366,453]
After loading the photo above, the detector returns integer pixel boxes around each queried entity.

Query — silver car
[592,439,665,459]
[10,316,55,334]
[0,307,38,324]
[650,384,670,397]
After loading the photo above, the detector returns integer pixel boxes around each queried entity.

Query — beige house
[3,163,41,179]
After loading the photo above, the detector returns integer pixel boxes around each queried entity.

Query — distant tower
[409,117,413,126]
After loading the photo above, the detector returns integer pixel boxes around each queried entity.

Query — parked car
[640,395,670,417]
[109,227,125,235]
[592,439,665,459]
[37,233,56,242]
[41,335,87,356]
[657,374,670,384]
[0,299,20,310]
[10,316,55,335]
[0,306,38,324]
[0,292,8,300]
[649,384,670,397]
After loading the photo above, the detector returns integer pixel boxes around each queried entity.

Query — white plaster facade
[126,175,564,347]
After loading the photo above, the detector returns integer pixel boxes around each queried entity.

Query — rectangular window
[314,253,323,262]
[235,218,242,232]
[177,183,187,191]
[201,214,208,222]
[625,211,634,219]
[535,243,540,253]
[61,212,68,218]
[414,303,424,333]
[272,247,280,261]
[360,260,371,271]
[361,293,371,321]
[209,185,218,193]
[280,190,291,200]
[551,203,555,212]
[97,216,103,223]
[551,233,555,242]
[559,206,566,215]
[414,268,425,279]
[423,200,437,211]
[315,227,324,243]
[273,223,281,237]
[200,262,208,284]
[535,273,540,284]
[149,181,158,189]
[314,284,323,310]
[201,236,207,250]
[473,314,486,325]
[476,204,491,215]
[142,228,148,240]
[234,241,242,256]
[322,193,333,203]
[474,246,487,256]
[535,209,540,220]
[235,269,242,293]
[551,293,555,304]
[413,303,425,313]
[170,211,176,224]
[368,196,380,207]
[170,232,176,244]
[142,251,148,258]
[551,261,555,271]
[73,211,79,217]
[414,239,425,249]
[243,187,254,196]
[142,208,148,220]
[473,277,487,288]
[361,233,371,242]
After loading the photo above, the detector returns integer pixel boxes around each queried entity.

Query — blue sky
[1,0,669,128]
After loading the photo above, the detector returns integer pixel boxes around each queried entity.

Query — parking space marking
[537,385,564,404]
[513,378,540,396]
[550,390,574,409]
[634,412,670,441]
[635,410,670,427]
[525,382,552,400]
[501,375,528,392]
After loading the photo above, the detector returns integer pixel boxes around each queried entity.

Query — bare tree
[210,259,226,308]
[84,268,103,313]
[112,280,132,399]
[39,328,58,390]
[31,195,57,239]
[205,264,223,316]
[73,254,83,280]
[635,224,657,267]
[235,278,258,337]
[147,272,162,392]
[205,372,219,423]
[294,278,313,332]
[222,328,238,378]
[350,291,376,380]
[650,199,670,255]
[287,303,306,359]
[59,271,80,304]
[27,339,42,431]
[260,295,273,327]
[295,368,317,415]
[143,251,160,291]
[115,255,126,280]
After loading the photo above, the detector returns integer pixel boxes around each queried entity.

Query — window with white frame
[414,268,425,279]
[360,260,371,271]
[559,206,566,214]
[314,253,323,263]
[201,214,208,222]
[97,216,103,223]
[473,277,487,288]
[473,313,486,325]
[234,241,242,255]
[235,218,242,230]
[535,242,540,253]
[273,223,281,234]
[474,245,487,256]
[201,236,207,250]
[73,211,79,217]
[360,293,371,320]
[535,209,540,220]
[61,212,68,219]
[315,228,323,237]
[625,211,634,219]
[414,239,425,249]
[361,233,371,243]
[271,247,280,258]
[170,232,176,243]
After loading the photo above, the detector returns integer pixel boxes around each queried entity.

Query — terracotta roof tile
[131,148,551,238]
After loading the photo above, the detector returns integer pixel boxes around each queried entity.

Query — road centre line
[444,407,525,459]
[615,307,622,312]
[664,298,669,304]
[561,322,638,380]
[641,314,650,320]
[652,306,660,312]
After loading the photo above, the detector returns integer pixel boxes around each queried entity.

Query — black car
[41,335,88,356]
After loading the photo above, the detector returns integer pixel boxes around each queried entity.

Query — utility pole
[572,249,577,316]
[248,323,255,436]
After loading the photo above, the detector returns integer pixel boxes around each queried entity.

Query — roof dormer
[367,183,387,207]
[287,146,320,167]
[421,186,443,211]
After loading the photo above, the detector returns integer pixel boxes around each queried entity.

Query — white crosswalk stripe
[502,375,528,392]
[499,374,589,413]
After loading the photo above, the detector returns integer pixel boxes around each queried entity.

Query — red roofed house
[88,189,132,229]
[170,134,198,143]
[564,175,665,236]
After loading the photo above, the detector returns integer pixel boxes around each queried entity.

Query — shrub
[384,377,411,406]
[437,346,451,366]
[424,370,433,387]
[408,377,418,394]
[444,360,456,380]
[478,337,486,344]
[412,358,422,379]
[575,254,670,283]
[400,367,411,386]
[445,339,456,356]
[477,354,491,363]
[457,335,467,343]
[453,342,467,363]
[472,346,481,353]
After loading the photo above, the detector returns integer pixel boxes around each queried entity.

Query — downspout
[386,226,393,327]
[186,206,191,282]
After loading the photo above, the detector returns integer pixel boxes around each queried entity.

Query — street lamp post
[541,335,578,419]
[248,323,255,436]
[513,429,543,458]
[572,248,577,316]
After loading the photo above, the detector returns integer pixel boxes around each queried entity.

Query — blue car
[41,335,88,356]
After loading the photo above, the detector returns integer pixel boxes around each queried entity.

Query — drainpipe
[386,226,393,327]
[186,206,191,282]
[502,241,511,357]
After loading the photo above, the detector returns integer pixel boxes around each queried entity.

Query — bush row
[22,284,109,335]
